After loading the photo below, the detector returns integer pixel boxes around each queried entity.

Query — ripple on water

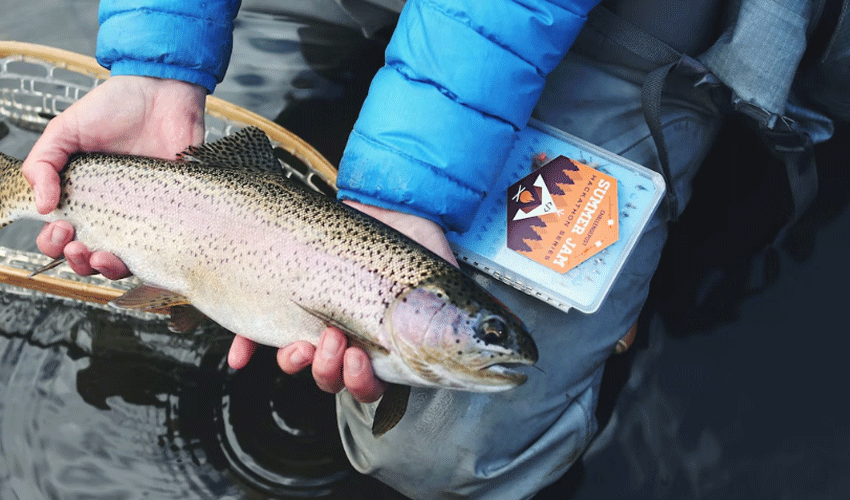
[0,292,362,499]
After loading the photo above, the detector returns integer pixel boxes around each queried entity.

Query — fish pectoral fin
[372,383,411,438]
[110,284,191,312]
[292,301,390,355]
[292,301,357,337]
[176,126,283,175]
[28,256,66,277]
[167,304,206,333]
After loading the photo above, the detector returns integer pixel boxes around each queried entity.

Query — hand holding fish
[7,90,537,436]
[22,75,206,278]
[226,321,386,402]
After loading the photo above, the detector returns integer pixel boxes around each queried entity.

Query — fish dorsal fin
[110,284,191,311]
[177,126,284,175]
[372,383,411,437]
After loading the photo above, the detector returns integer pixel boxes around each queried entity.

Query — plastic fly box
[446,119,665,313]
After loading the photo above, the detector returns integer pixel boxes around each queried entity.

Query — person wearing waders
[21,0,838,498]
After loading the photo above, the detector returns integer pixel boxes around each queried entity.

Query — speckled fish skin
[0,128,538,392]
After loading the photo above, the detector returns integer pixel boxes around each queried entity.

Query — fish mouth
[480,362,533,385]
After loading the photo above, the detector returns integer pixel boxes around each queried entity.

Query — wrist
[141,76,206,128]
[107,59,219,94]
[343,200,458,266]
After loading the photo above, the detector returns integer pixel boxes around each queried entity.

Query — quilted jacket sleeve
[336,0,599,233]
[97,0,241,93]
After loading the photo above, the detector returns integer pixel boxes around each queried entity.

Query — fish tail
[0,152,34,228]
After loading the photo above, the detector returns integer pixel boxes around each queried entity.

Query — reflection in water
[0,290,366,499]
[0,292,229,499]
[215,10,359,121]
[220,349,350,497]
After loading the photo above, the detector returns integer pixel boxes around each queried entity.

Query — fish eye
[478,317,507,344]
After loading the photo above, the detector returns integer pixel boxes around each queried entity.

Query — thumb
[21,119,77,214]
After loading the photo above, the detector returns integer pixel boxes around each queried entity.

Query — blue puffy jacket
[98,0,241,93]
[97,0,599,232]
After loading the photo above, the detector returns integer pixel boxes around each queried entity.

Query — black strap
[585,7,681,66]
[640,62,679,218]
[760,119,819,239]
[587,6,819,228]
[587,7,709,220]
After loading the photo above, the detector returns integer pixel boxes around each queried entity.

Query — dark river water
[2,1,850,499]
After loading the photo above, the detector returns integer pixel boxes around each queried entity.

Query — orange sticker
[507,156,619,273]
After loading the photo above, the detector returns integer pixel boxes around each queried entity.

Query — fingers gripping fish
[0,127,538,435]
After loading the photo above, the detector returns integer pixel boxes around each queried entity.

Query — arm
[28,0,601,404]
[97,0,241,93]
[337,0,599,232]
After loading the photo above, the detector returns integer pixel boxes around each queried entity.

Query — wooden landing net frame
[0,41,337,312]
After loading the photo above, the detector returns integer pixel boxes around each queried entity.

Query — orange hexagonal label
[507,155,619,273]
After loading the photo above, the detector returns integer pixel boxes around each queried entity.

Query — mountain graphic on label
[511,175,564,221]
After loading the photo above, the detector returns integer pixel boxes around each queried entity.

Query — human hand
[227,201,460,403]
[22,75,206,278]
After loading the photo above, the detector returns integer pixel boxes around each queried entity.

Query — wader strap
[640,55,712,219]
[744,120,818,292]
[586,7,712,220]
[762,119,818,238]
[587,3,822,231]
[585,6,681,65]
[640,62,678,217]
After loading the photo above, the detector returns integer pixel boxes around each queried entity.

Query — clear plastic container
[446,119,665,313]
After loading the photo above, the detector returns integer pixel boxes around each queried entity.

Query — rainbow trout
[0,127,537,435]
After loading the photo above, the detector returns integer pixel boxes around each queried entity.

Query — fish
[0,127,538,435]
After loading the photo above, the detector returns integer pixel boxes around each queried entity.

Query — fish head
[386,275,538,392]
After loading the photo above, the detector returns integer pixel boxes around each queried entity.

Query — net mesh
[0,55,101,131]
